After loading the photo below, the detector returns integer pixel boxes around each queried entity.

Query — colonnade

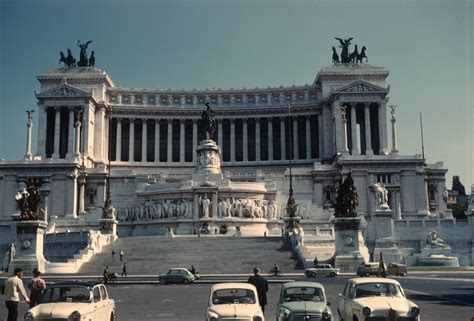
[111,115,322,163]
[336,101,388,156]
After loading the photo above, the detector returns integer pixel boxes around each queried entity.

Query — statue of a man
[199,194,211,218]
[374,182,389,208]
[426,231,446,247]
[201,103,217,140]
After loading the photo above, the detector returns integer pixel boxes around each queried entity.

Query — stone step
[78,236,302,275]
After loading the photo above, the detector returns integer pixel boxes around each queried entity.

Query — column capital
[364,102,371,108]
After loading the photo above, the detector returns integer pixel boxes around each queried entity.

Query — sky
[0,0,472,189]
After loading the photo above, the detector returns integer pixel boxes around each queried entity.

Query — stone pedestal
[192,139,223,183]
[9,220,48,275]
[100,218,118,241]
[334,217,368,272]
[373,209,403,263]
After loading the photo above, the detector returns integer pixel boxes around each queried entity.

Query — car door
[338,282,349,320]
[344,283,357,320]
[100,285,113,320]
[93,286,103,319]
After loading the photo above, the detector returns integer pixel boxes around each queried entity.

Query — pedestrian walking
[121,263,127,277]
[28,268,46,308]
[313,256,318,267]
[111,249,116,261]
[4,267,30,321]
[119,250,124,262]
[247,267,268,313]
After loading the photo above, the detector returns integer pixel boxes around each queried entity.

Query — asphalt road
[1,273,473,321]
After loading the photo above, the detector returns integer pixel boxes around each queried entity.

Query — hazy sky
[0,0,472,189]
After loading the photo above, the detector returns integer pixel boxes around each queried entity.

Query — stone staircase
[78,235,302,275]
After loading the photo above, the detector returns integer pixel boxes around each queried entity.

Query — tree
[451,175,466,195]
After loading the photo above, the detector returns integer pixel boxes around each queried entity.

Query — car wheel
[159,279,166,285]
[365,272,370,277]
[183,279,190,285]
[329,272,336,277]
[311,272,316,277]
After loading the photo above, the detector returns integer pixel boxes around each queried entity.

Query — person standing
[111,249,116,261]
[247,267,268,313]
[4,267,30,321]
[119,250,124,262]
[28,268,46,308]
[121,263,127,277]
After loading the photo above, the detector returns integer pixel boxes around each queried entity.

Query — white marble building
[1,63,473,266]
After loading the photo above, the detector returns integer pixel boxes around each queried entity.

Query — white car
[337,277,420,321]
[305,264,340,277]
[206,283,264,321]
[25,281,115,321]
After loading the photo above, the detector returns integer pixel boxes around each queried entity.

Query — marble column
[66,109,74,158]
[255,118,261,161]
[167,119,172,163]
[78,177,86,214]
[154,120,160,162]
[293,117,298,159]
[192,119,197,163]
[268,117,273,161]
[74,118,81,157]
[280,117,286,160]
[142,120,147,162]
[217,120,223,147]
[230,119,236,162]
[318,114,323,158]
[379,100,388,155]
[341,109,349,154]
[116,118,122,161]
[364,102,373,156]
[305,115,311,159]
[243,118,248,162]
[36,106,46,158]
[390,106,399,154]
[350,103,359,155]
[129,119,135,162]
[52,108,61,158]
[332,100,342,153]
[180,119,185,163]
[24,111,34,160]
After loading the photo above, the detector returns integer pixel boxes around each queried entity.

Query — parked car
[387,263,408,276]
[205,282,264,321]
[159,268,196,285]
[24,281,115,321]
[337,277,420,321]
[305,264,340,277]
[277,281,332,321]
[356,262,387,277]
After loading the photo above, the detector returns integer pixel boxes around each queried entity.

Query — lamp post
[285,104,299,232]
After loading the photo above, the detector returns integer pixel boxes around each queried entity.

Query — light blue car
[276,281,333,321]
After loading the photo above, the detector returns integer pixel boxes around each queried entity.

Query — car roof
[281,281,325,290]
[49,281,98,288]
[349,277,401,285]
[169,268,189,271]
[211,283,257,291]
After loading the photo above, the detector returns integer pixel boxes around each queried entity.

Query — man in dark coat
[247,267,268,313]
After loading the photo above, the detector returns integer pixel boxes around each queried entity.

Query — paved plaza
[1,273,473,321]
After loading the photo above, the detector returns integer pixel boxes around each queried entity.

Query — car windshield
[212,288,256,305]
[283,287,325,302]
[42,286,91,303]
[354,283,404,298]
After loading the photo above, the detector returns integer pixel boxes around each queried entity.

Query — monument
[8,178,48,274]
[333,174,369,271]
